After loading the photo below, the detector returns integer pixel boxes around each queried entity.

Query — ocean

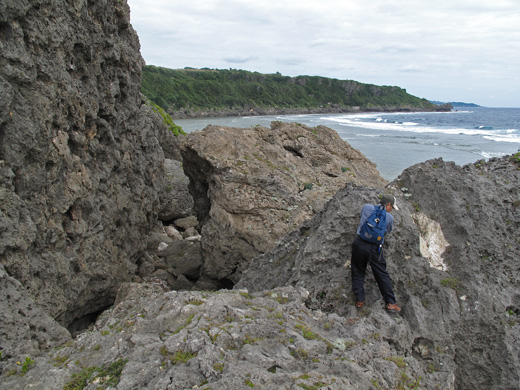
[173,107,520,180]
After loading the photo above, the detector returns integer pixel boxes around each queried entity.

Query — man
[351,194,401,312]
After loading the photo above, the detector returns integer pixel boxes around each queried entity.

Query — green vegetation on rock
[149,101,185,136]
[142,66,441,113]
[63,358,128,390]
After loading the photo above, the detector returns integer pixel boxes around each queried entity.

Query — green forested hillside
[142,65,438,112]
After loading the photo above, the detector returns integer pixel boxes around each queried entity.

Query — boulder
[180,122,387,286]
[182,226,199,239]
[164,225,183,240]
[174,215,199,230]
[171,274,195,291]
[158,159,193,221]
[147,231,175,251]
[160,240,203,278]
[150,269,175,289]
[137,258,155,278]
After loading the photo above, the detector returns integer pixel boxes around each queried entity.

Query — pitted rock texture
[0,283,457,390]
[0,0,178,343]
[180,121,387,287]
[238,156,520,390]
[158,159,193,221]
[0,264,71,361]
[396,156,520,390]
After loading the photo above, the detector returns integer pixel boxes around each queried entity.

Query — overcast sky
[127,0,520,107]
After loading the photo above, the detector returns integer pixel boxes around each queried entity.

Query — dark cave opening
[67,306,110,338]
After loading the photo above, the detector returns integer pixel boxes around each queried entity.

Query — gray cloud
[276,57,306,66]
[223,56,258,64]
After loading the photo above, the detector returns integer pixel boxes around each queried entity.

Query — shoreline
[168,104,452,119]
[171,107,519,181]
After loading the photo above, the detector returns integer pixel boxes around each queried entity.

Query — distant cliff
[142,66,450,118]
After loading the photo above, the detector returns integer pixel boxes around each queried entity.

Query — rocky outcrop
[180,122,387,288]
[396,157,520,390]
[3,157,518,390]
[237,155,520,389]
[0,0,184,347]
[1,0,519,388]
[1,283,434,390]
[0,264,71,361]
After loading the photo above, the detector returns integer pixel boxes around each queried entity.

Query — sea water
[173,107,520,180]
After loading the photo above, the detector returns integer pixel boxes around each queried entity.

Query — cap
[381,194,399,210]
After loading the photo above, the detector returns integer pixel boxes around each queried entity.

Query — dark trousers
[351,236,396,304]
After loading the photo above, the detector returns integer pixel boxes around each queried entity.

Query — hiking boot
[386,303,401,312]
[356,301,366,308]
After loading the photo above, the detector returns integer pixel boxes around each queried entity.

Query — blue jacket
[356,204,394,237]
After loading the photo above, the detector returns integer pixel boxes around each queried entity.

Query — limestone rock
[395,156,520,389]
[180,122,387,286]
[0,265,71,362]
[1,0,518,388]
[174,215,199,230]
[238,156,520,390]
[185,234,202,242]
[160,240,203,278]
[412,212,449,271]
[164,225,183,240]
[147,231,174,249]
[0,284,457,390]
[150,269,175,289]
[171,274,195,291]
[3,147,519,389]
[0,0,181,339]
[158,159,193,221]
[137,258,155,278]
[182,226,199,239]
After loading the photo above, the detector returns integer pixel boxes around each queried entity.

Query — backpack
[359,205,387,246]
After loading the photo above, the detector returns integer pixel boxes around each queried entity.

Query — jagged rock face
[0,0,174,343]
[238,156,520,390]
[236,184,418,311]
[396,157,520,390]
[180,122,387,288]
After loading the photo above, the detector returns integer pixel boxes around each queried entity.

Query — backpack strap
[376,204,386,252]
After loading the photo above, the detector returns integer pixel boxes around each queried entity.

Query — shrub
[149,102,185,136]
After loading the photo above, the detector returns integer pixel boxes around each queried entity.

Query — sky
[127,0,520,108]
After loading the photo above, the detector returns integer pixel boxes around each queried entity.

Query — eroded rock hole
[283,145,304,158]
[67,307,109,338]
[217,278,235,290]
